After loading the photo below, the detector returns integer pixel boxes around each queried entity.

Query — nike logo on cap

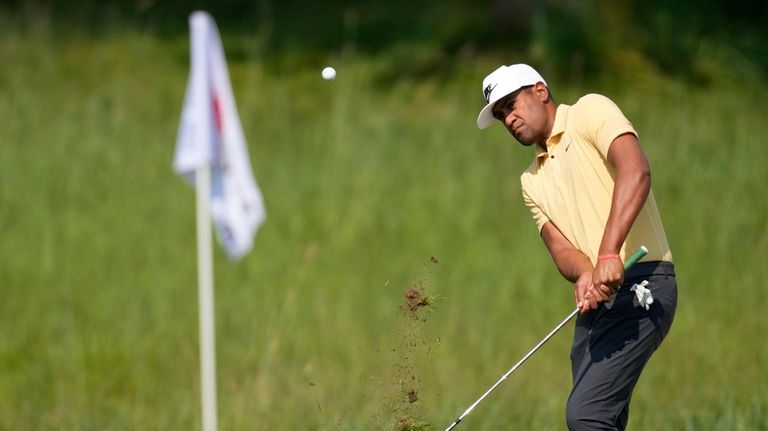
[483,83,497,103]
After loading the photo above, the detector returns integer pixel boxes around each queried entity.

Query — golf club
[443,246,649,431]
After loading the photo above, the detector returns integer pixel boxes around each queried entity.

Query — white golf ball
[321,66,336,80]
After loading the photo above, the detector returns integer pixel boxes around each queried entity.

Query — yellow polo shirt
[520,94,673,264]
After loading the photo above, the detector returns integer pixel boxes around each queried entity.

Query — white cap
[476,64,547,129]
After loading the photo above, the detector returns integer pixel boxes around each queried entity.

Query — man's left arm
[591,133,651,294]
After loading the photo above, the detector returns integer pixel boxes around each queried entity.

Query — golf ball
[321,66,336,80]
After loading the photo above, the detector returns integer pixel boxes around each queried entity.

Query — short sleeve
[522,185,549,233]
[573,94,637,158]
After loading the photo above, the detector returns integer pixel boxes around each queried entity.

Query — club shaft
[443,309,578,431]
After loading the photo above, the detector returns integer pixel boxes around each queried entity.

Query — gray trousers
[566,261,677,431]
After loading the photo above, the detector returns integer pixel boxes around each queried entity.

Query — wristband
[597,254,621,262]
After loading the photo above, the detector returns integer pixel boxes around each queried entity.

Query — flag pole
[177,12,264,429]
[196,164,218,431]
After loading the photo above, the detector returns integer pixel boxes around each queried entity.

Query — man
[477,64,677,430]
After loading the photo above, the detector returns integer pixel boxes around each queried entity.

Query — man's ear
[533,82,550,102]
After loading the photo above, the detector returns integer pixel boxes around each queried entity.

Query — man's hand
[590,256,624,301]
[577,258,624,315]
[574,272,593,312]
[574,271,610,315]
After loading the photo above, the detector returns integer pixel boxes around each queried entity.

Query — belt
[624,261,675,280]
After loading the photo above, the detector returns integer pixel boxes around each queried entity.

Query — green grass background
[1,18,767,431]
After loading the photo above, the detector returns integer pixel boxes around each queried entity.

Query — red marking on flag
[212,92,223,132]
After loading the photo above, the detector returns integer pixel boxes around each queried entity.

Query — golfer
[477,64,677,430]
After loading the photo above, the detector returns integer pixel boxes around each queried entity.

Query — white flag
[174,11,266,260]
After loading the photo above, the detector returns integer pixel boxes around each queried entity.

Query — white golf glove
[630,280,654,310]
[604,279,654,310]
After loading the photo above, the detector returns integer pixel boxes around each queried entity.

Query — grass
[1,17,767,430]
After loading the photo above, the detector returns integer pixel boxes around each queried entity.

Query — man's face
[491,84,549,146]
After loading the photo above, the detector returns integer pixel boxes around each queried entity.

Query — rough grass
[1,20,767,430]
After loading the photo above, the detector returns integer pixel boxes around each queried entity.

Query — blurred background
[1,0,767,429]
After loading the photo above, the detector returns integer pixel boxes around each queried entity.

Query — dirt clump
[404,288,427,312]
[403,288,440,320]
[406,389,419,404]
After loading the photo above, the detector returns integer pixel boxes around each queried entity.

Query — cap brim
[476,102,497,129]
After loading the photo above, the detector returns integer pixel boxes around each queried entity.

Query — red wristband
[597,254,621,261]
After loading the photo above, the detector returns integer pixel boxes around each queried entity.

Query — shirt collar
[535,103,570,164]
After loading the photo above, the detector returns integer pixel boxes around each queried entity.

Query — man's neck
[537,102,559,151]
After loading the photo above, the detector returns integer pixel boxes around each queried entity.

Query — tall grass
[1,21,766,430]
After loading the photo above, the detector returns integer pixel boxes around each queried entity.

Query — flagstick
[196,165,218,431]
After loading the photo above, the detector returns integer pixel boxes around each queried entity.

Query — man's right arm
[540,221,592,283]
[541,221,609,313]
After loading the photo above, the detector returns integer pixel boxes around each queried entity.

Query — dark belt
[624,261,675,280]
